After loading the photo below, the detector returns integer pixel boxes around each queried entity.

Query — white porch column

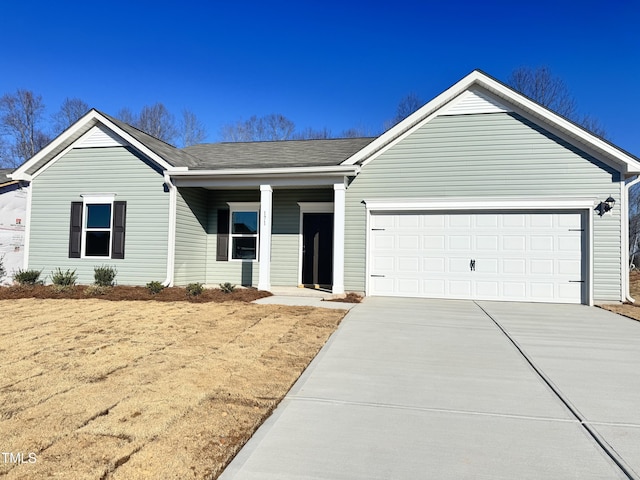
[258,185,273,291]
[332,182,346,294]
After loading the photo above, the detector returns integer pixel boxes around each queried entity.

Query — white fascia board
[169,166,359,188]
[363,197,598,211]
[344,70,640,174]
[169,165,359,177]
[11,110,181,179]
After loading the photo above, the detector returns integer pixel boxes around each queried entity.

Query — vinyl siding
[344,112,623,302]
[206,191,261,286]
[174,187,208,285]
[204,189,333,287]
[29,146,170,285]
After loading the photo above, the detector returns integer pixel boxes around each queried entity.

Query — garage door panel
[369,211,585,304]
[476,235,499,251]
[398,257,419,272]
[530,236,554,251]
[531,259,554,275]
[372,234,394,249]
[530,214,554,227]
[558,236,581,251]
[449,280,472,296]
[424,258,445,273]
[503,236,526,251]
[399,235,420,249]
[503,214,526,227]
[449,236,471,250]
[558,259,582,276]
[424,235,445,249]
[450,215,472,227]
[398,215,420,228]
[530,282,554,299]
[476,281,499,296]
[503,259,526,275]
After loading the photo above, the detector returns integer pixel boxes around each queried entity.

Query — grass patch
[0,299,345,478]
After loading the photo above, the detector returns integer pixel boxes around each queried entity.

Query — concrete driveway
[220,298,640,480]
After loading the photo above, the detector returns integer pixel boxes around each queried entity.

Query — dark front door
[302,213,333,286]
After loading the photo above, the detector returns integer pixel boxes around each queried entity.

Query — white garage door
[369,211,585,304]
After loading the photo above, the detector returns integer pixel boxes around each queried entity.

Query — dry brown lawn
[0,299,346,479]
[599,271,640,321]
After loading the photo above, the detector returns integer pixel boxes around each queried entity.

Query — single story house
[0,168,27,284]
[9,70,640,305]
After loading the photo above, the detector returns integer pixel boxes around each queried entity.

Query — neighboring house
[9,70,640,305]
[0,168,28,284]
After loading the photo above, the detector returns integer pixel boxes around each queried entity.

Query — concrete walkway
[220,297,640,479]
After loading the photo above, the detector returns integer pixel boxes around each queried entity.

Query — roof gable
[343,70,640,175]
[10,110,196,180]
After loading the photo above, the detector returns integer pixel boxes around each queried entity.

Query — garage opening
[368,210,587,304]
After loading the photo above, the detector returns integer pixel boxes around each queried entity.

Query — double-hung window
[69,195,127,259]
[228,203,260,260]
[85,203,112,256]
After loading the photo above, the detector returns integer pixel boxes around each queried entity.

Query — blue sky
[1,0,638,154]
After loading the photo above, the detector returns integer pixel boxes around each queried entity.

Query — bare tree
[292,127,333,140]
[508,66,608,138]
[137,103,178,144]
[220,114,296,142]
[116,107,137,126]
[0,89,51,167]
[52,97,89,134]
[179,109,207,147]
[383,92,424,130]
[509,66,577,118]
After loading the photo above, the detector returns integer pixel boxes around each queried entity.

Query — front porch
[171,169,351,294]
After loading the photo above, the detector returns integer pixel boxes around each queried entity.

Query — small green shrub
[51,268,77,287]
[219,282,236,294]
[146,281,165,295]
[186,282,204,297]
[94,265,117,287]
[84,284,110,296]
[13,268,43,285]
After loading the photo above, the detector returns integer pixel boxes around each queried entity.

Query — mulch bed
[0,284,272,302]
[326,292,363,304]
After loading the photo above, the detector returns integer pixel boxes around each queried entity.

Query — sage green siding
[29,147,170,285]
[204,189,333,287]
[174,187,208,285]
[206,190,260,286]
[344,113,623,302]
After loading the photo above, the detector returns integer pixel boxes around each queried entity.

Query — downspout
[624,174,640,303]
[163,173,177,287]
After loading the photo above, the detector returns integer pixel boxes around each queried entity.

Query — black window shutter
[111,201,127,259]
[69,202,83,258]
[216,209,229,261]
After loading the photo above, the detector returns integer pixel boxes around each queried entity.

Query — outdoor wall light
[596,196,616,216]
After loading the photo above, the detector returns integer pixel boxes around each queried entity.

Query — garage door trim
[364,198,595,305]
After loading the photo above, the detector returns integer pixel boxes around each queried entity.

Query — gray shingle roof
[98,111,201,169]
[181,138,376,170]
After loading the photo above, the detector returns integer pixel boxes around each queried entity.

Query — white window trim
[227,202,260,261]
[80,194,116,259]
